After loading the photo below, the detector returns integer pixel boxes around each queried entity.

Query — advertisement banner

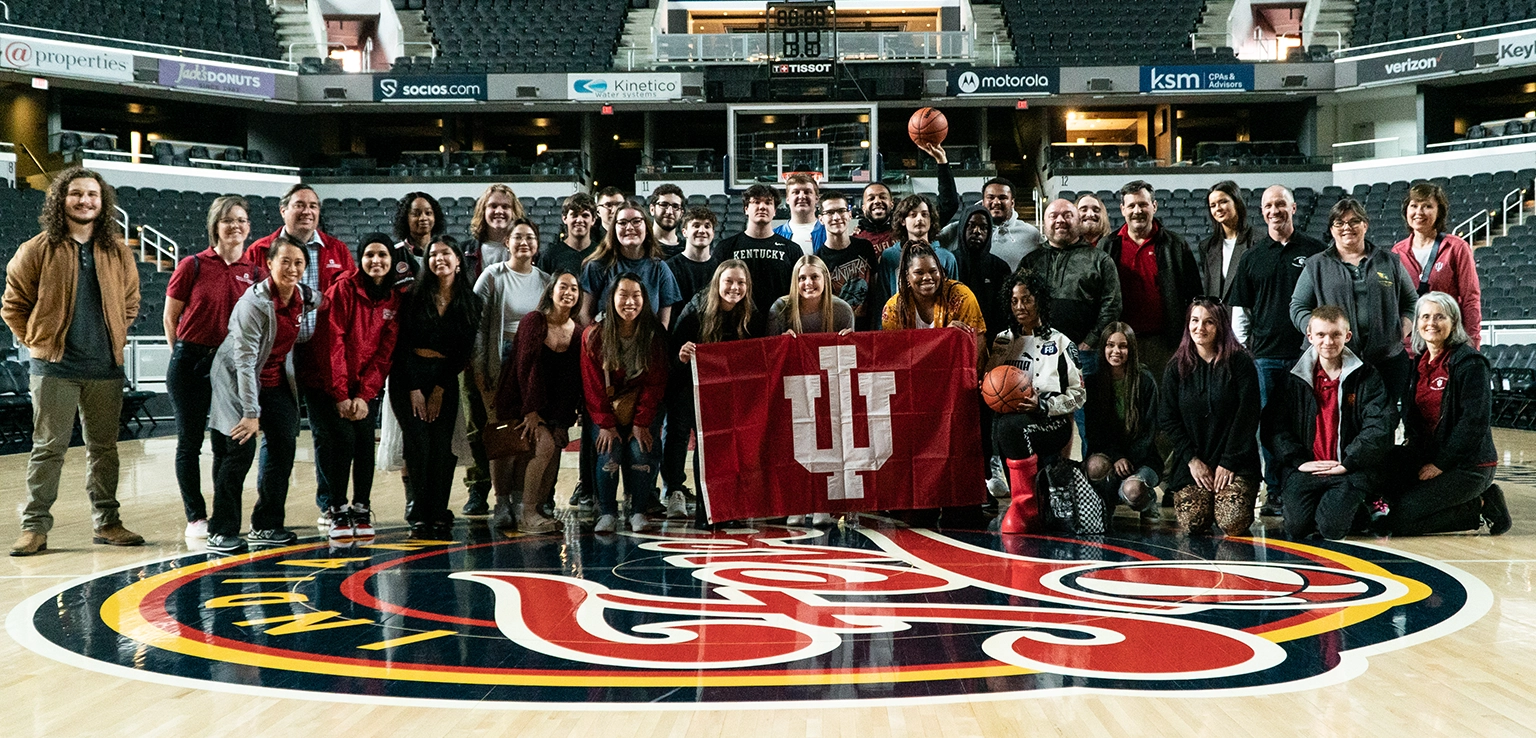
[1354,43,1474,83]
[694,329,985,522]
[566,73,683,101]
[157,59,276,98]
[948,67,1058,95]
[373,74,487,102]
[1496,31,1536,67]
[1140,64,1254,92]
[0,35,132,82]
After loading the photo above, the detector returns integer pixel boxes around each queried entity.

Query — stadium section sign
[1496,31,1536,67]
[1140,64,1254,92]
[1354,43,1474,83]
[0,35,131,82]
[158,59,276,99]
[947,67,1058,96]
[566,73,682,101]
[373,74,487,102]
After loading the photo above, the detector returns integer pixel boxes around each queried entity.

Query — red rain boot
[1000,456,1042,534]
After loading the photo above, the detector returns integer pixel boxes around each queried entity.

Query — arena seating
[1446,119,1536,151]
[999,0,1228,66]
[1349,0,1532,49]
[1485,343,1536,430]
[413,0,628,73]
[7,0,281,60]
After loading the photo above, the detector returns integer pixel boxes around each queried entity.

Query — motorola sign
[372,74,487,102]
[1354,44,1473,84]
[947,67,1058,95]
[1140,64,1254,92]
[566,73,682,100]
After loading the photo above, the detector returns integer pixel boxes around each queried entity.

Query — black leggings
[208,382,299,538]
[305,387,380,510]
[1390,465,1495,536]
[391,381,461,526]
[166,341,216,522]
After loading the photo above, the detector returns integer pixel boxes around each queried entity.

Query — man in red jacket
[245,184,356,518]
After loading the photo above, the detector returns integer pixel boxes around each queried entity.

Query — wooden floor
[2,429,1536,737]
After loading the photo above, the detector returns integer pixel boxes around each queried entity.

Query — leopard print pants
[1172,477,1257,536]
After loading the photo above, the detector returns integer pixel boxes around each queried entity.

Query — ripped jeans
[593,419,663,519]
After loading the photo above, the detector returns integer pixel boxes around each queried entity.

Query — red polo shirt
[1114,223,1163,336]
[165,249,265,347]
[1311,362,1341,461]
[1415,350,1451,431]
[261,282,304,388]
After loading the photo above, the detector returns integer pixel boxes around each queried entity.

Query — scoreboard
[767,1,836,79]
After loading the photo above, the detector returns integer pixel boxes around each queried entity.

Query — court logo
[10,525,1488,708]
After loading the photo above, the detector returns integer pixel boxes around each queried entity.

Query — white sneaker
[316,511,332,527]
[594,514,617,534]
[785,515,806,525]
[630,513,651,532]
[812,512,835,526]
[184,519,209,539]
[665,491,690,519]
[986,475,1011,499]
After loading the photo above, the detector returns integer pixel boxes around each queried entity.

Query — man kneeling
[1261,306,1395,540]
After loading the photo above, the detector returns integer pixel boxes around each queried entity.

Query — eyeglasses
[652,202,683,211]
[597,202,623,211]
[218,218,249,226]
[820,207,850,218]
[1331,219,1367,229]
[614,218,646,229]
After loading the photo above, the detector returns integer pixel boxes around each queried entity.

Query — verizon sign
[0,35,132,82]
[1355,43,1474,84]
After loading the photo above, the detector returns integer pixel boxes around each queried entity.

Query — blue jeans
[1072,350,1099,457]
[594,419,663,518]
[1254,357,1291,490]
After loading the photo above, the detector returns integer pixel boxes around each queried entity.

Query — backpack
[1040,458,1109,535]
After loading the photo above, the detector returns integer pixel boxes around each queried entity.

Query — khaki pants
[23,374,124,534]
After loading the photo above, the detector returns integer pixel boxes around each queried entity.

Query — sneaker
[1482,484,1513,536]
[246,529,298,548]
[665,491,690,519]
[630,513,652,532]
[184,519,209,539]
[594,514,618,534]
[317,510,332,527]
[812,512,835,526]
[350,505,375,537]
[785,515,806,526]
[206,533,246,555]
[92,523,145,547]
[327,507,354,539]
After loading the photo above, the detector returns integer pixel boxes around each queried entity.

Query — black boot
[1482,484,1512,536]
[463,483,492,516]
[491,495,517,532]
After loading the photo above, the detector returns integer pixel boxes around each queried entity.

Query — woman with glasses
[1391,182,1482,348]
[1290,198,1418,402]
[578,202,681,326]
[164,196,262,540]
[1159,297,1262,536]
[1385,291,1510,536]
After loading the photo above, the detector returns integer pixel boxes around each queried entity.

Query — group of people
[0,161,1512,556]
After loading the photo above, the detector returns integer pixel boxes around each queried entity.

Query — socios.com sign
[947,67,1058,96]
[373,74,488,102]
[566,73,682,101]
[1140,64,1254,93]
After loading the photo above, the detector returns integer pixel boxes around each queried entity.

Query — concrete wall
[1333,142,1536,190]
[1327,84,1421,159]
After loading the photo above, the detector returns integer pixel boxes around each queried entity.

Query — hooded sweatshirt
[950,204,1013,340]
[941,206,1041,270]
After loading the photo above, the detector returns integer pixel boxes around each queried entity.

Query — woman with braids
[582,274,670,535]
[390,235,482,540]
[880,243,985,335]
[985,270,1086,533]
[390,191,445,290]
[768,254,854,337]
[1159,297,1262,536]
[668,260,761,523]
[1084,322,1161,517]
[494,271,583,534]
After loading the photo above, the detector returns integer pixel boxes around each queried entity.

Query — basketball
[908,107,949,148]
[981,364,1034,414]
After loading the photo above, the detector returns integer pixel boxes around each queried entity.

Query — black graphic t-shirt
[816,236,879,330]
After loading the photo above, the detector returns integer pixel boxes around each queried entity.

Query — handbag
[606,378,640,427]
[481,419,531,460]
[1040,458,1109,535]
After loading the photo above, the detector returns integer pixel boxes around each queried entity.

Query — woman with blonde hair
[769,254,854,337]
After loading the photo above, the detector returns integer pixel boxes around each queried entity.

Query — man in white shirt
[939,177,1041,270]
[774,173,825,255]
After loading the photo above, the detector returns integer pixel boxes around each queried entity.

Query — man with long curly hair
[2,167,143,555]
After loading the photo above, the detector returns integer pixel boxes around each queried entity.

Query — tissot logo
[774,62,833,75]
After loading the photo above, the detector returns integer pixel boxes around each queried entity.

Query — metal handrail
[138,224,178,269]
[16,141,45,177]
[0,21,296,70]
[1336,17,1536,58]
[188,157,300,173]
[1503,187,1526,235]
[0,2,10,21]
[1455,209,1490,248]
[114,205,129,241]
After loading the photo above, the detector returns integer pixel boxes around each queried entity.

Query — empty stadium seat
[8,0,280,60]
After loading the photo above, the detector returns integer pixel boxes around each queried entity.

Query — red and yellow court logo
[8,524,1488,707]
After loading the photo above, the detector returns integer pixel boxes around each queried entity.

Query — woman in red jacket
[1393,182,1481,348]
[494,270,583,534]
[582,273,669,535]
[305,232,402,538]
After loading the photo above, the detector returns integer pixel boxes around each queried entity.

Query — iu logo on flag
[692,329,986,521]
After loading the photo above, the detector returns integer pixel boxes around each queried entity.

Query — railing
[1503,185,1528,235]
[1455,208,1491,248]
[400,41,437,59]
[0,22,296,70]
[1189,29,1345,60]
[114,205,130,242]
[0,2,10,21]
[652,31,971,64]
[188,158,300,174]
[1426,131,1536,151]
[138,224,178,269]
[1331,136,1404,162]
[1337,18,1536,59]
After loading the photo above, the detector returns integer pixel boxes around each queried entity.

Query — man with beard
[1022,199,1121,374]
[940,177,1041,270]
[1076,194,1110,246]
[1097,180,1200,374]
[649,183,686,259]
[854,182,895,250]
[774,173,825,255]
[814,190,880,330]
[538,192,598,278]
[3,168,144,555]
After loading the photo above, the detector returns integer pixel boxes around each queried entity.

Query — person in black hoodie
[1099,181,1202,374]
[1085,322,1160,515]
[1159,297,1262,536]
[1386,292,1510,536]
[1261,307,1395,540]
[951,204,1011,342]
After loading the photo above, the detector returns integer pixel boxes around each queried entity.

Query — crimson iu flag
[692,328,986,522]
